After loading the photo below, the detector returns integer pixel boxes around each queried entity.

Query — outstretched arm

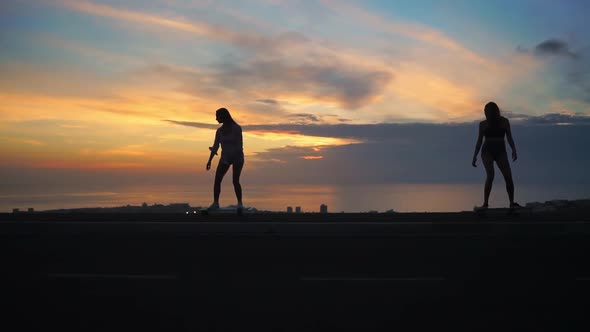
[472,122,484,167]
[206,130,220,170]
[505,119,517,161]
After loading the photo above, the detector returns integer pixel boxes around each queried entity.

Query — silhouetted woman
[206,108,244,210]
[472,102,520,209]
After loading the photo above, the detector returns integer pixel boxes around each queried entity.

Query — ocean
[2,183,589,213]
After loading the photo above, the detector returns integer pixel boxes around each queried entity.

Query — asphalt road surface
[1,214,589,331]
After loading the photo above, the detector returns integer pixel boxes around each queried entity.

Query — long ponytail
[484,102,501,127]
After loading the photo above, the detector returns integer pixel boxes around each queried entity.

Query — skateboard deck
[474,206,524,218]
[506,205,524,217]
[199,206,244,216]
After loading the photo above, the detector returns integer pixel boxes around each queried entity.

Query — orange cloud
[34,161,145,169]
[246,131,363,147]
[20,139,46,146]
[79,147,147,157]
[248,129,301,135]
[301,155,324,160]
[389,65,482,118]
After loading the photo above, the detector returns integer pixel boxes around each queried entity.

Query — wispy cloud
[21,139,46,146]
[167,111,590,141]
[301,155,323,160]
[34,161,145,169]
[164,120,218,130]
[256,99,280,105]
[507,112,590,125]
[80,146,147,157]
[55,0,308,52]
[319,0,497,69]
[140,58,392,109]
[288,113,320,124]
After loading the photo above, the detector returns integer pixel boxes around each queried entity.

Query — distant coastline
[6,198,590,215]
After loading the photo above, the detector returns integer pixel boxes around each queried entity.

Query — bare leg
[232,160,244,205]
[214,162,231,204]
[496,154,515,206]
[481,152,494,207]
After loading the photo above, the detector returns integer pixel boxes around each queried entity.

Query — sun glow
[246,131,362,147]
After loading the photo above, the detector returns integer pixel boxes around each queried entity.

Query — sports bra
[484,122,506,139]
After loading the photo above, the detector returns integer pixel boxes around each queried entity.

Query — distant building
[320,204,328,214]
[169,203,190,209]
[287,206,293,213]
[295,206,302,213]
[12,208,19,213]
[28,208,34,213]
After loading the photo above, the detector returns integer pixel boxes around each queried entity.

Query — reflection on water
[1,183,589,213]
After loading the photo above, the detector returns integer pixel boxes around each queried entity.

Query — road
[1,215,589,331]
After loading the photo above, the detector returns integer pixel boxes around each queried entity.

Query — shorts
[482,142,507,161]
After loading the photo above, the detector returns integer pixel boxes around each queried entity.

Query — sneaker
[510,202,522,209]
[236,202,243,209]
[208,202,220,210]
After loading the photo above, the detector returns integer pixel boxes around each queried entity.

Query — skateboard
[506,205,524,217]
[199,206,244,216]
[474,206,524,218]
[474,206,489,218]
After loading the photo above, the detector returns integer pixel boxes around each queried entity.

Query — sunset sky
[1,1,589,211]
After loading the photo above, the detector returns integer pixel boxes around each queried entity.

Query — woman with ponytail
[206,108,244,210]
[472,102,520,209]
